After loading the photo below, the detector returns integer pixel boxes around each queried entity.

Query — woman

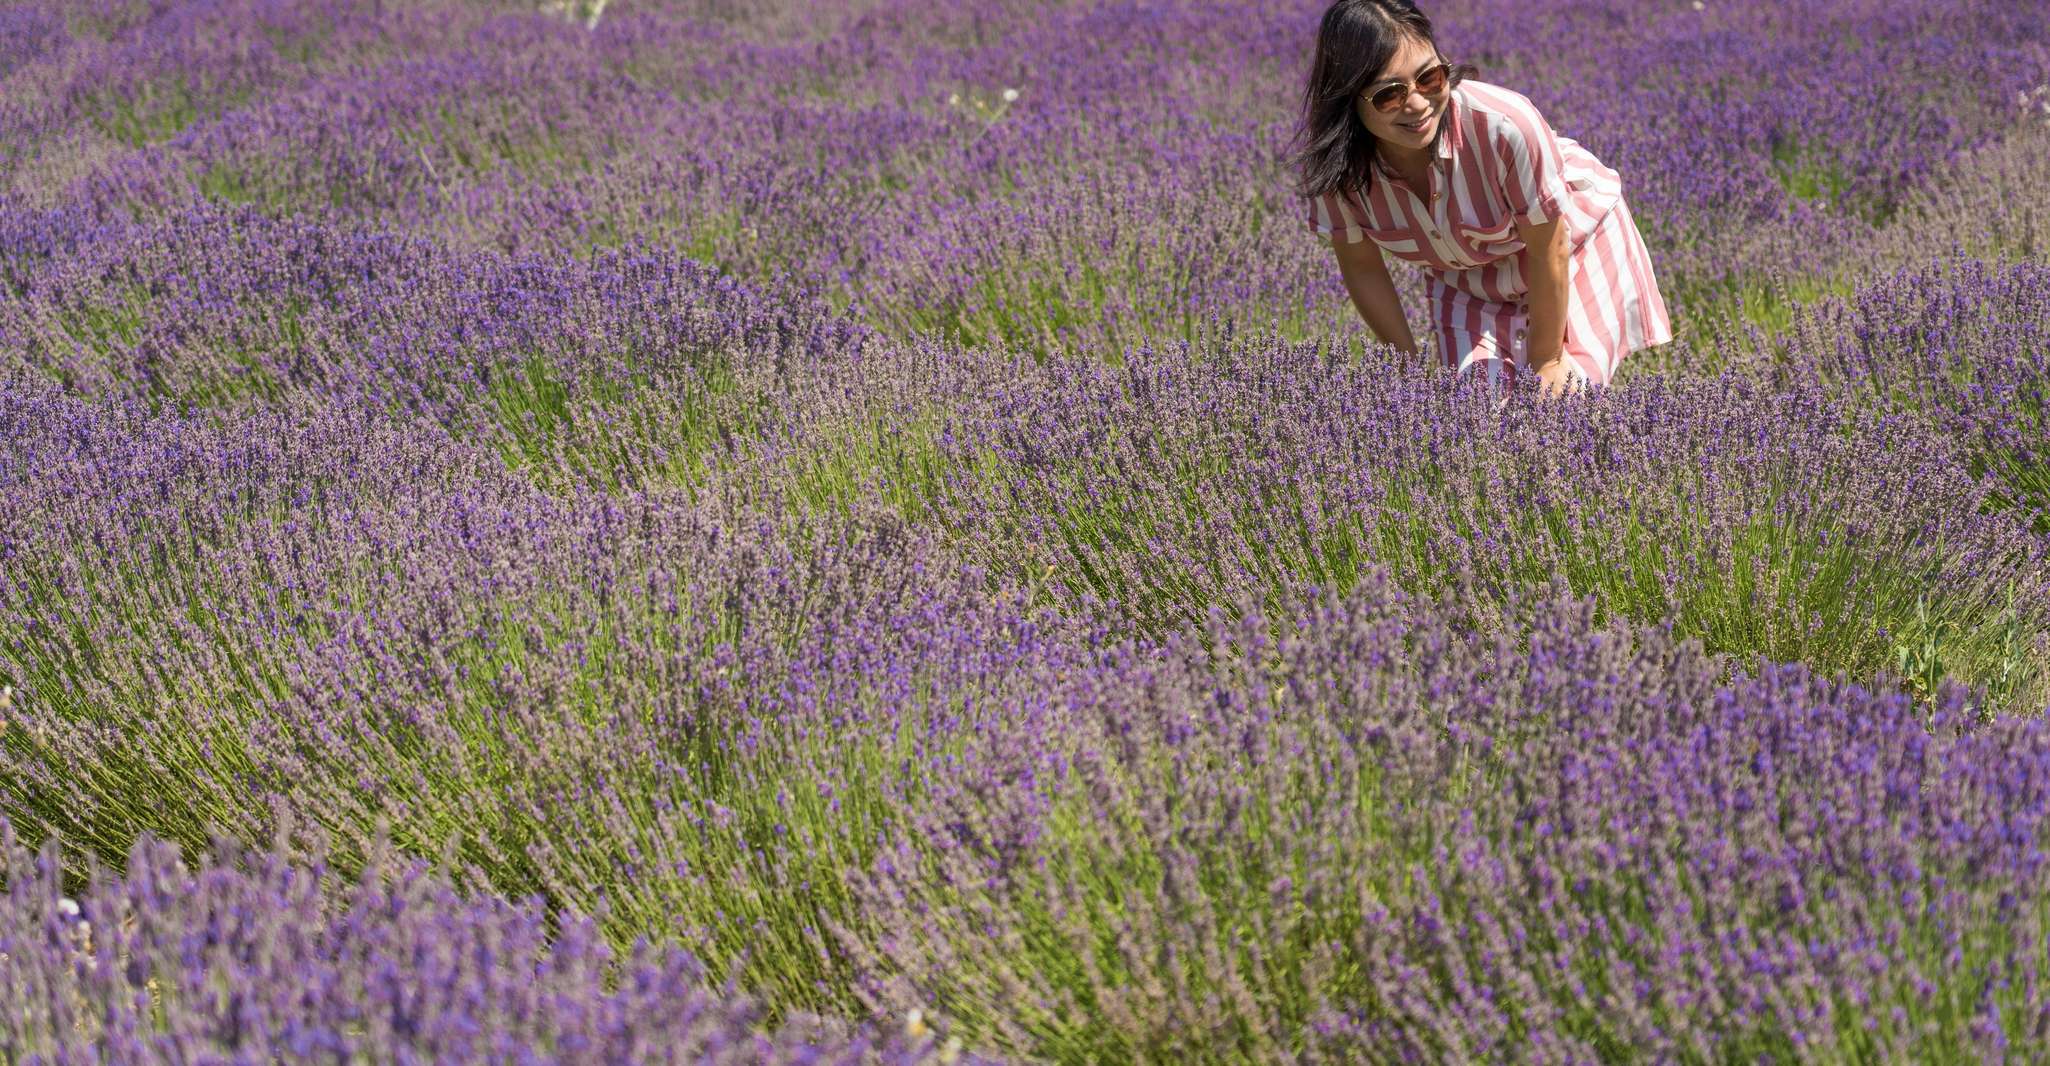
[1292,0,1670,392]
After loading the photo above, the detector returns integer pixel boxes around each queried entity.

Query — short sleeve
[1305,187,1368,245]
[1493,95,1572,227]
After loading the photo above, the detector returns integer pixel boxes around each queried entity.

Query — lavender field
[1,0,2049,1059]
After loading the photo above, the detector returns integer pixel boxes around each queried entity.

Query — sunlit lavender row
[6,0,2047,357]
[11,564,2050,1058]
[0,820,982,1062]
[2,0,2048,1059]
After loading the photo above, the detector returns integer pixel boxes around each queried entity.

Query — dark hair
[1286,0,1478,200]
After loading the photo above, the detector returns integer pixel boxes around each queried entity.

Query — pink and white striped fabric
[1306,80,1672,386]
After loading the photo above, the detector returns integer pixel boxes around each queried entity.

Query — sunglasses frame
[1365,59,1452,114]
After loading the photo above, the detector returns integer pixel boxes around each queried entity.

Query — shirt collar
[1436,86,1460,160]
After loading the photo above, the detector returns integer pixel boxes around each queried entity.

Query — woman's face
[1356,33,1447,154]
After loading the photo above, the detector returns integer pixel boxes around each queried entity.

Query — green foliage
[88,81,203,147]
[783,410,970,523]
[195,161,281,208]
[910,743,1404,1062]
[1770,137,1895,225]
[49,285,152,356]
[480,351,751,494]
[1770,139,1852,206]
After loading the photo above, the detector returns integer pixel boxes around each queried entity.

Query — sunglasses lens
[1367,62,1450,114]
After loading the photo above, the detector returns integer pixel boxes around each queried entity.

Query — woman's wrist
[1526,318,1567,368]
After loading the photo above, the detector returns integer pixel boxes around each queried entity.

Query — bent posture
[1291,0,1671,391]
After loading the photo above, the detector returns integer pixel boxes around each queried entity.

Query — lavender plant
[1,0,2048,1058]
[0,819,983,1062]
[847,579,2050,1061]
[777,332,2050,710]
[1778,257,2050,536]
[0,383,1080,1012]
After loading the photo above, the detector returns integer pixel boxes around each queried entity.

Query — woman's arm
[1515,214,1573,395]
[1331,236,1421,356]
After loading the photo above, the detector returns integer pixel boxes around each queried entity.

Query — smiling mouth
[1398,113,1435,133]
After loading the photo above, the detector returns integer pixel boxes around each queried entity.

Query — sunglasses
[1364,60,1451,114]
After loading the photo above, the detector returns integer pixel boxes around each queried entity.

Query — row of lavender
[1,0,2048,1059]
[4,211,2048,1056]
[4,201,2044,693]
[4,0,2048,357]
[7,464,2050,1056]
[2,823,966,1062]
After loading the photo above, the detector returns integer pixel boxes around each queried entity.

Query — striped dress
[1306,80,1671,387]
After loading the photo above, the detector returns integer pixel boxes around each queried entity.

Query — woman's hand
[1531,353,1576,397]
